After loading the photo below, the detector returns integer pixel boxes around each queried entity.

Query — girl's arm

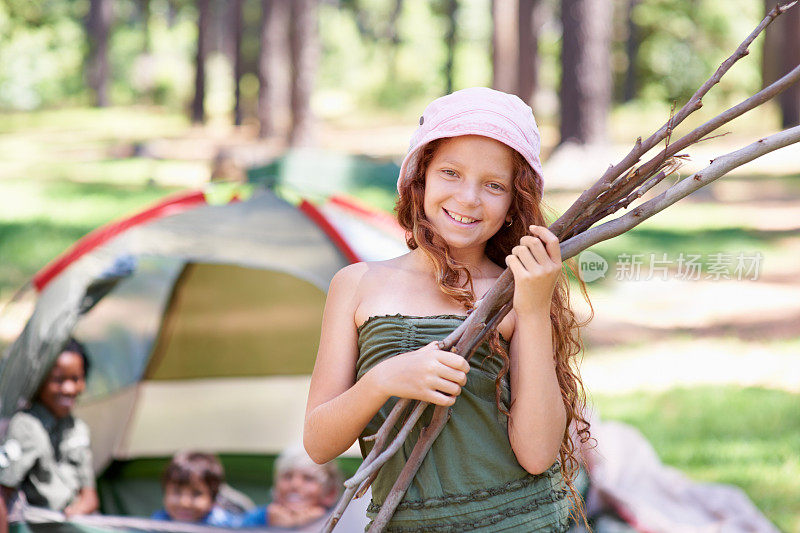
[505,226,567,474]
[303,263,393,463]
[304,263,470,464]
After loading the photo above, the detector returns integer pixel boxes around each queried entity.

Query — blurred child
[152,451,237,527]
[0,338,98,533]
[240,445,341,528]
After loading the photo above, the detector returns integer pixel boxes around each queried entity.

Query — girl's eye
[441,169,458,177]
[487,182,506,192]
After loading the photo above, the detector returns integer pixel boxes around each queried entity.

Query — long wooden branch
[598,63,800,214]
[325,398,412,529]
[560,62,800,241]
[560,125,800,260]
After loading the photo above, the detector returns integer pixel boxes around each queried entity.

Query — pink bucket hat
[397,87,543,195]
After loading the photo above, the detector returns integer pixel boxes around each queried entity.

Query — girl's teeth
[447,211,476,223]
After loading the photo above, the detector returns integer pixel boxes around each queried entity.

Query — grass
[0,178,179,299]
[593,386,800,532]
[0,107,191,299]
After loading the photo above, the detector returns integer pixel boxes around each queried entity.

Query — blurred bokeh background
[0,0,798,529]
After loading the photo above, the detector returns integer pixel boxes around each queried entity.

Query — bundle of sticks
[325,3,800,531]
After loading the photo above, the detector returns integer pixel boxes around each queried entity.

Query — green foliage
[317,0,492,117]
[622,0,763,105]
[0,0,773,115]
[0,0,197,111]
[594,386,800,532]
[0,106,190,298]
[0,2,86,109]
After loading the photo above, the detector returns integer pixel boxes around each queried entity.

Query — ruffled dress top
[356,314,571,532]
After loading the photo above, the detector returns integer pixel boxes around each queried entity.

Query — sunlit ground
[1,106,798,530]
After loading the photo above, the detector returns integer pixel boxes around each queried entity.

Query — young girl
[0,338,98,532]
[304,87,589,531]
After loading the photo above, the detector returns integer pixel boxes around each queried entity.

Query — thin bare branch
[323,398,413,532]
[344,402,428,489]
[560,62,800,240]
[550,2,790,236]
[624,63,800,195]
[560,125,800,261]
[369,406,451,532]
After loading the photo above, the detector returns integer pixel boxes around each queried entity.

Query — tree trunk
[385,0,405,84]
[139,0,151,54]
[762,0,781,88]
[86,0,113,107]
[492,0,519,93]
[192,0,210,124]
[232,0,244,126]
[167,0,178,28]
[559,0,612,145]
[622,0,639,102]
[779,4,800,127]
[517,0,543,104]
[762,0,800,127]
[289,0,318,146]
[258,0,274,137]
[444,0,458,94]
[260,0,291,138]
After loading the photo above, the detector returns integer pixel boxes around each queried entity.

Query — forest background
[0,0,799,530]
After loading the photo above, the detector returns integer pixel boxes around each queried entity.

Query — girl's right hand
[370,342,470,406]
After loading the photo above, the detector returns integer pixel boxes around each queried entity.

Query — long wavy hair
[395,138,593,518]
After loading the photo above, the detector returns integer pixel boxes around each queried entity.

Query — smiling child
[239,445,341,528]
[151,451,238,526]
[0,338,98,531]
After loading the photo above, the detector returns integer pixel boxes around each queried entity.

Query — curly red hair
[395,138,593,519]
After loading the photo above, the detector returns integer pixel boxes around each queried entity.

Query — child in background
[240,445,341,528]
[0,338,98,533]
[151,451,237,527]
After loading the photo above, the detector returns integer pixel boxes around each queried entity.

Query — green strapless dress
[356,314,571,532]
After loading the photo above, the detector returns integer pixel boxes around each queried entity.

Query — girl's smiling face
[37,350,86,419]
[423,135,515,258]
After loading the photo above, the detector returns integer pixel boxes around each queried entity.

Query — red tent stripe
[298,199,362,264]
[328,195,406,240]
[32,190,209,292]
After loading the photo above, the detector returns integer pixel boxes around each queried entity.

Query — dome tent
[0,185,405,529]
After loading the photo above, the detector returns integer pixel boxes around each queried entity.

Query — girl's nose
[454,181,480,206]
[62,380,78,395]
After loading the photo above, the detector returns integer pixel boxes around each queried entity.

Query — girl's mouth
[56,396,76,408]
[443,208,479,225]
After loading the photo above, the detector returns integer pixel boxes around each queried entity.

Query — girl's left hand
[505,225,562,317]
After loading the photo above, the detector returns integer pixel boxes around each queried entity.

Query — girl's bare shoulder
[330,255,417,301]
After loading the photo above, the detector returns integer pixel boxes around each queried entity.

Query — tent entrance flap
[145,263,326,380]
